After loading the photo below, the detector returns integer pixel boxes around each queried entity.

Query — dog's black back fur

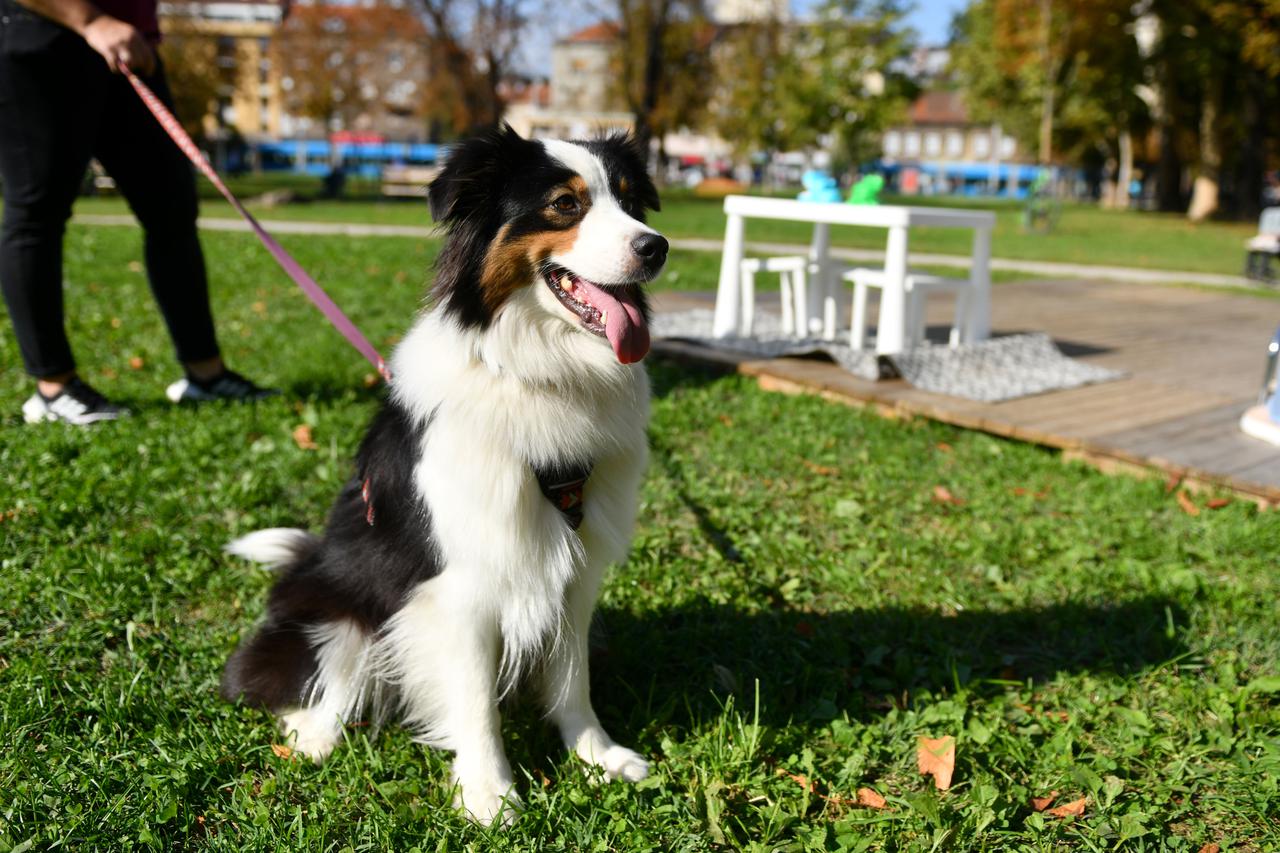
[221,400,440,709]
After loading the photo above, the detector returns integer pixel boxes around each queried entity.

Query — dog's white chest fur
[387,306,650,692]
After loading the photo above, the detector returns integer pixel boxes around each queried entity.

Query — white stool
[740,256,808,336]
[845,268,972,351]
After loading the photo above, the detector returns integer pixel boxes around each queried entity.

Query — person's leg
[0,38,101,390]
[92,60,223,377]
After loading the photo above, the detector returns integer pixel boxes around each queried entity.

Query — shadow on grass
[590,596,1185,731]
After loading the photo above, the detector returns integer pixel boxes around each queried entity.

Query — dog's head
[427,125,665,366]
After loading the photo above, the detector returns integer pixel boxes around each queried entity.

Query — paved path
[74,213,1263,290]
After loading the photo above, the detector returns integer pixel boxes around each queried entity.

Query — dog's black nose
[631,233,669,264]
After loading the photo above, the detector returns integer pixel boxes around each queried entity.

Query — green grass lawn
[2,227,1278,850]
[72,177,1259,279]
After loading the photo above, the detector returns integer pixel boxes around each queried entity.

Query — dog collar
[533,460,592,529]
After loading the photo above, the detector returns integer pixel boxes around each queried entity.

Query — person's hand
[82,14,155,75]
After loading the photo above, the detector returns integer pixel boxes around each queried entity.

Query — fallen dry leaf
[252,301,268,315]
[1206,498,1230,510]
[362,373,380,388]
[935,442,953,453]
[270,743,293,759]
[917,736,956,790]
[110,316,122,329]
[856,787,887,809]
[127,260,143,273]
[292,424,318,451]
[718,414,734,427]
[800,459,839,476]
[1197,844,1220,853]
[777,768,817,794]
[1048,797,1087,818]
[932,486,966,506]
[1176,491,1200,517]
[1030,790,1058,812]
[1165,474,1183,494]
[128,356,144,370]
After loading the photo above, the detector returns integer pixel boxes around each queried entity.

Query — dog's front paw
[279,709,340,763]
[454,778,521,827]
[600,744,649,782]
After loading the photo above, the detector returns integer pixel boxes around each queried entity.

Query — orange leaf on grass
[1030,790,1058,811]
[1206,498,1230,510]
[932,486,966,506]
[1164,474,1182,494]
[270,743,294,759]
[1175,491,1200,517]
[292,424,318,451]
[1198,844,1220,853]
[856,787,887,809]
[1047,797,1086,818]
[935,442,953,453]
[128,356,145,370]
[718,414,734,427]
[801,459,839,476]
[917,736,956,790]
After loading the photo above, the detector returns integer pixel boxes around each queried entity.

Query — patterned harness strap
[532,460,593,530]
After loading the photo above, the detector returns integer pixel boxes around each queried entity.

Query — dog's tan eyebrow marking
[546,175,591,208]
[479,222,583,312]
[618,177,629,195]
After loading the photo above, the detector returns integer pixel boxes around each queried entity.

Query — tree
[413,0,529,136]
[609,0,712,152]
[952,0,1149,204]
[712,0,916,169]
[274,3,431,134]
[156,22,225,141]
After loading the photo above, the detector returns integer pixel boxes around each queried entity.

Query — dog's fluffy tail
[225,528,320,570]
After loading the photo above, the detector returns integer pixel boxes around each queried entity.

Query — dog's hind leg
[540,575,649,783]
[384,581,519,826]
[278,620,371,763]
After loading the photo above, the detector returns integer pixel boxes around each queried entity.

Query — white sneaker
[22,378,127,425]
[1240,405,1280,447]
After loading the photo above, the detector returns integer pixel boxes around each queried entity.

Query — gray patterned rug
[652,309,1124,403]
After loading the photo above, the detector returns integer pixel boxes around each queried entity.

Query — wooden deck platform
[652,280,1280,507]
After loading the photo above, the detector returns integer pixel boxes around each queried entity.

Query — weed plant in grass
[1,227,1278,850]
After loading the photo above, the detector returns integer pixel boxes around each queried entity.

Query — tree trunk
[1237,68,1266,221]
[1114,128,1133,210]
[1187,81,1221,222]
[1037,0,1054,165]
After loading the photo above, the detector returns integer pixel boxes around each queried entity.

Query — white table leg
[713,212,745,337]
[806,223,830,337]
[966,226,992,343]
[876,225,909,355]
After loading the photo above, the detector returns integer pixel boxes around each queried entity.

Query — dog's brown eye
[551,194,579,214]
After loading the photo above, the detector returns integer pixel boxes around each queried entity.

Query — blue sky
[903,0,967,45]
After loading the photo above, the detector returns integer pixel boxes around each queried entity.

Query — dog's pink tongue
[573,277,650,364]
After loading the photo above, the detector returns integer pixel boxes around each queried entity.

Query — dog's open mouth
[544,266,651,364]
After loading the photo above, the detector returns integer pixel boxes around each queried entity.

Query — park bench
[380,165,440,199]
[1245,207,1280,282]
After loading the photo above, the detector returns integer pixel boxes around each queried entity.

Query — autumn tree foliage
[951,0,1280,219]
[413,0,529,136]
[273,3,431,134]
[712,0,916,169]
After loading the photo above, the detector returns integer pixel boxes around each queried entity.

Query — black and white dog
[221,126,666,825]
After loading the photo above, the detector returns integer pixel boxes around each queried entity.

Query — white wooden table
[712,195,997,354]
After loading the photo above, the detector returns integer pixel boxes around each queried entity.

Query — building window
[924,132,941,157]
[904,132,920,157]
[999,135,1017,159]
[946,131,963,158]
[884,131,901,157]
[972,132,990,158]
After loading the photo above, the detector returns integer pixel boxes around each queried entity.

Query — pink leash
[121,67,391,381]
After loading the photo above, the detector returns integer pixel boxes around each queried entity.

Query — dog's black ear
[589,132,661,217]
[428,124,527,224]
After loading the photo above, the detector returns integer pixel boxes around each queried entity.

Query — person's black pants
[0,21,218,378]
